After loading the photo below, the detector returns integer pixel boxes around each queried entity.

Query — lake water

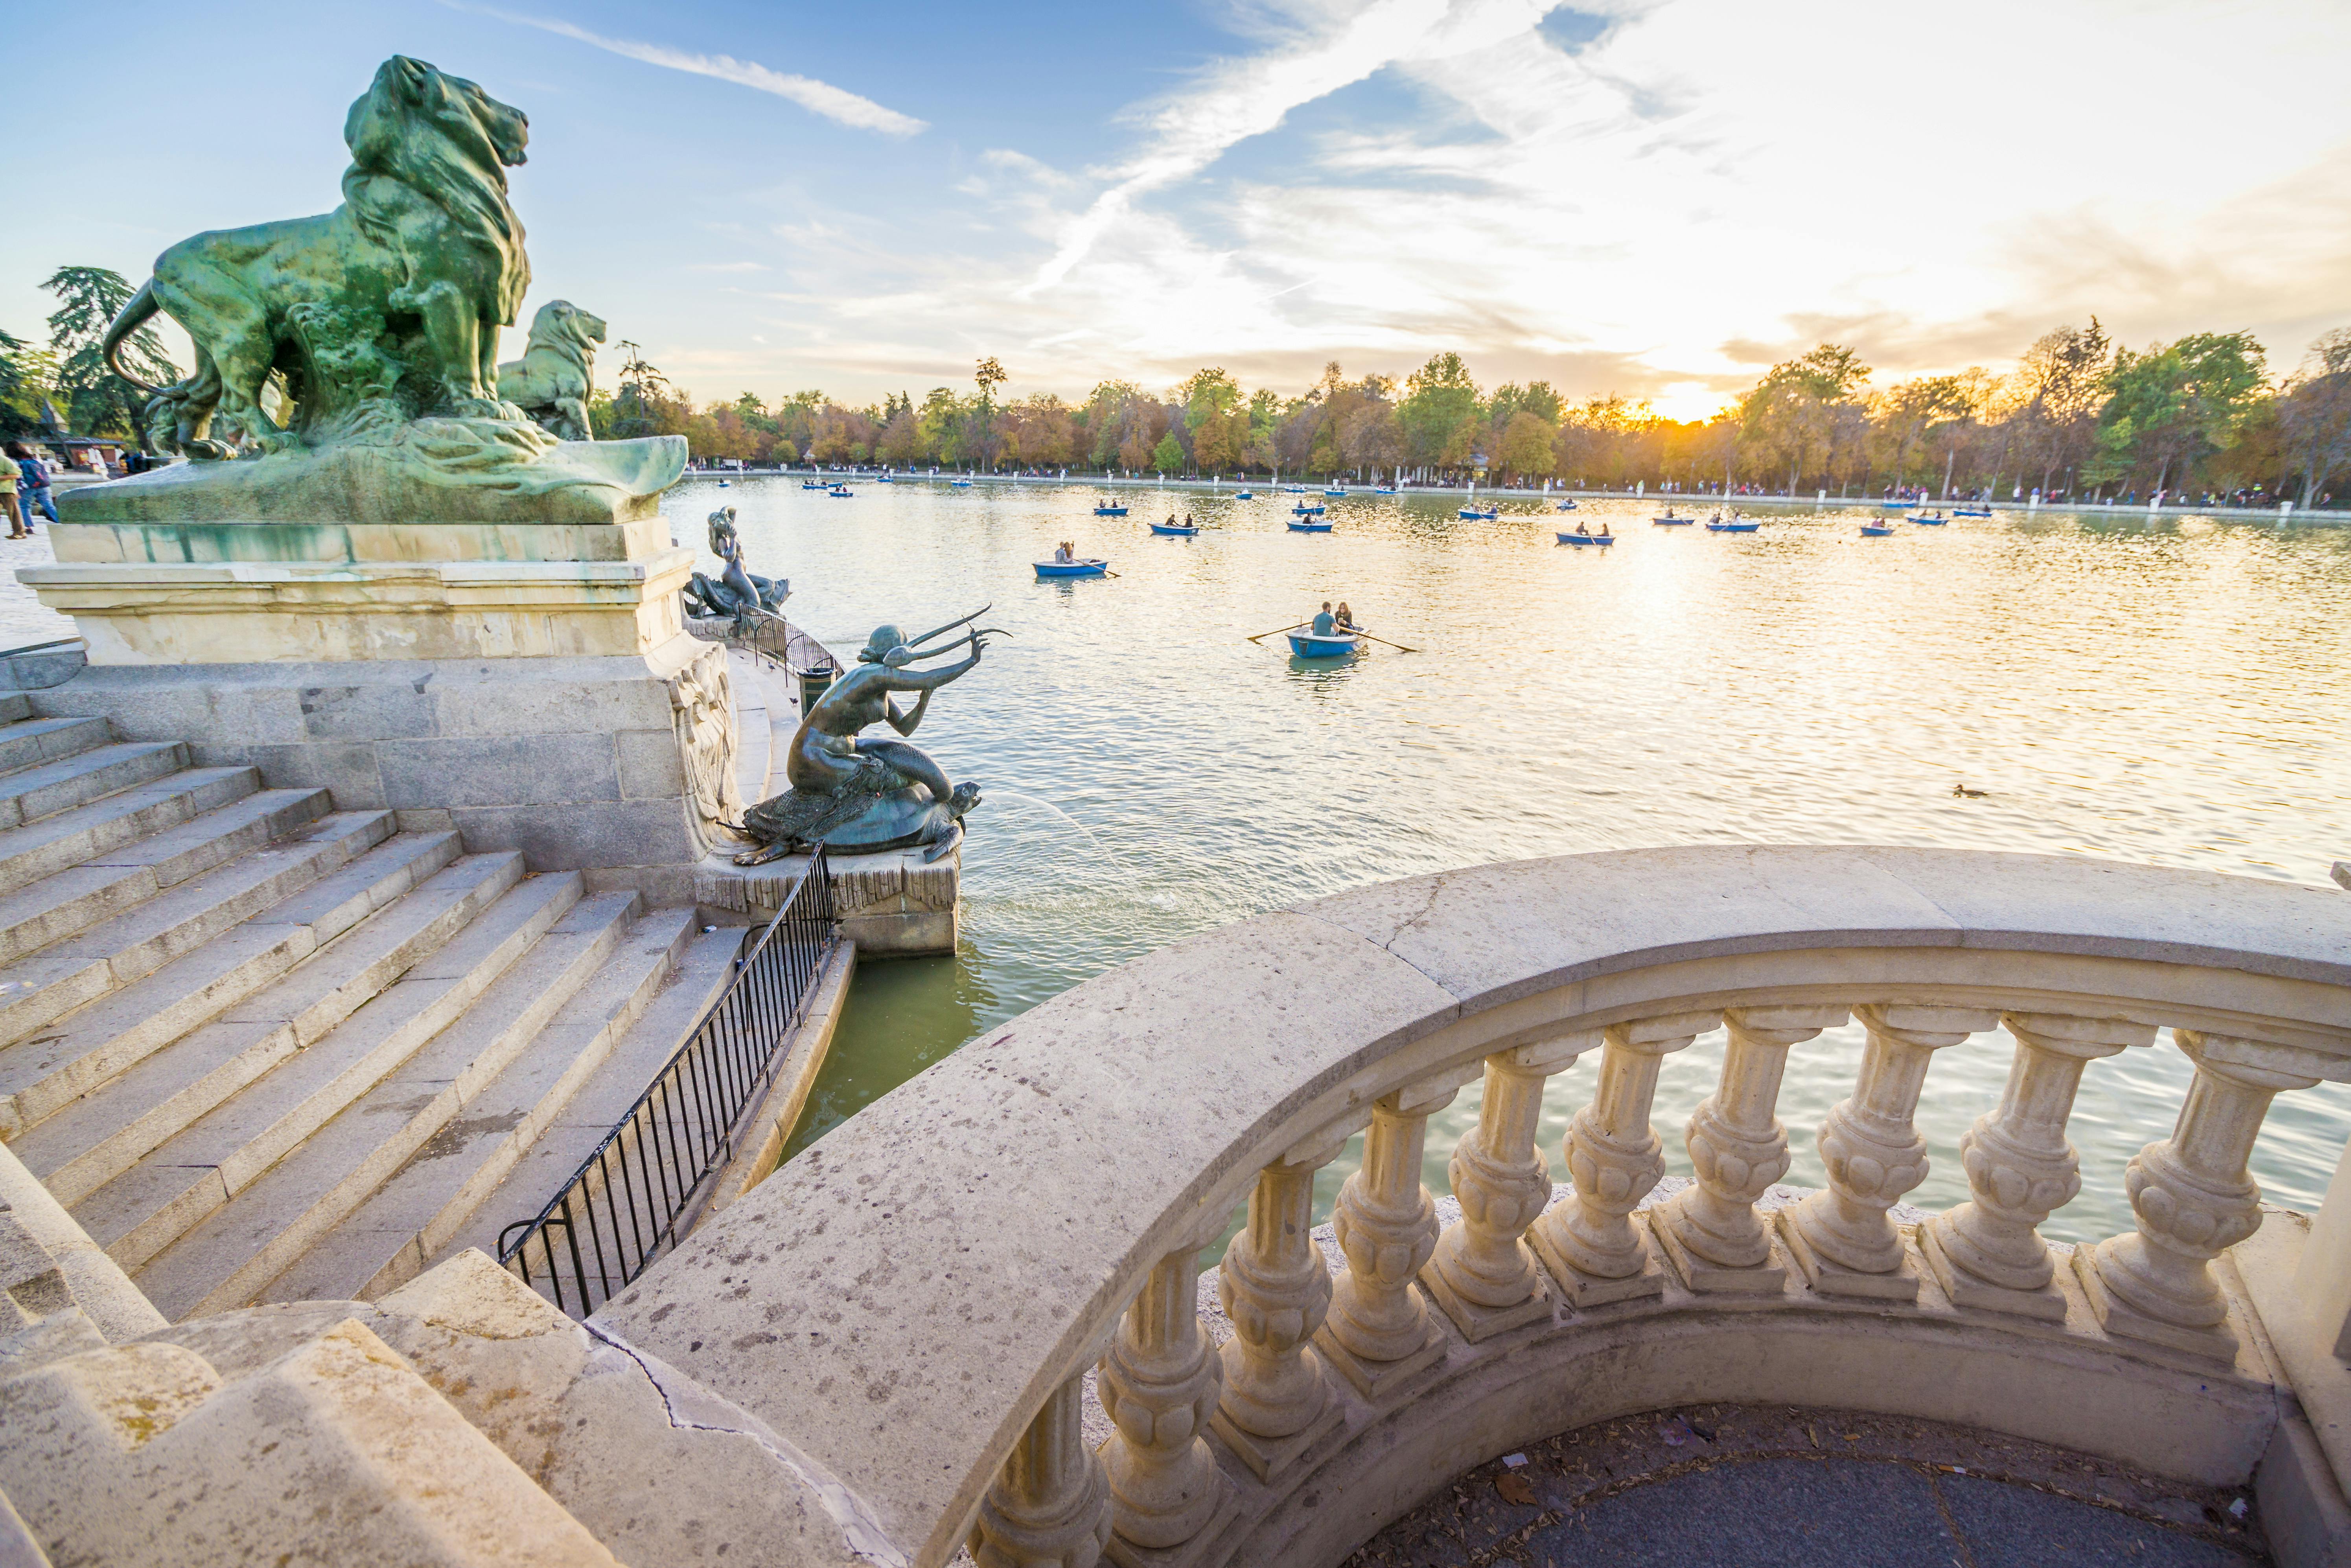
[715,475,2349,1246]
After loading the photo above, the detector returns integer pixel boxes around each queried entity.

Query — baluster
[971,1370,1114,1568]
[1781,1003,1998,1301]
[1655,1005,1847,1293]
[1212,1122,1353,1481]
[2077,1030,2331,1360]
[1423,1029,1599,1338]
[1316,1069,1473,1399]
[1098,1249,1232,1562]
[1531,1011,1720,1307]
[1921,1012,2154,1320]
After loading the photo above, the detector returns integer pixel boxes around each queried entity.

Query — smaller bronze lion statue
[496,299,604,442]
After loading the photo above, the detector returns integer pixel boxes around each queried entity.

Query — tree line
[9,266,2350,508]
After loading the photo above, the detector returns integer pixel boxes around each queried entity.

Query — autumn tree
[2277,328,2351,507]
[1739,344,1870,493]
[2091,332,2266,495]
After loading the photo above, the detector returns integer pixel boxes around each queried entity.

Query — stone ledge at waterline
[699,845,960,957]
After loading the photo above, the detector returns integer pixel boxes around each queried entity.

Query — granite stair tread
[71,869,579,1276]
[259,903,696,1306]
[8,841,500,1207]
[133,886,635,1321]
[0,716,110,775]
[0,765,260,898]
[0,741,190,830]
[0,786,331,966]
[0,810,396,1065]
[434,922,743,1269]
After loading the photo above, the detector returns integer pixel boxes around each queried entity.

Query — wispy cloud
[451,4,926,136]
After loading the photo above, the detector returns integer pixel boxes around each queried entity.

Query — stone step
[435,924,744,1271]
[10,840,497,1206]
[135,887,636,1322]
[0,742,189,830]
[0,716,110,775]
[262,905,699,1305]
[0,810,395,1071]
[0,765,260,899]
[73,870,580,1277]
[0,695,31,725]
[0,787,331,966]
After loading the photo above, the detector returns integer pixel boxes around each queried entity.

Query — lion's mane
[340,57,530,324]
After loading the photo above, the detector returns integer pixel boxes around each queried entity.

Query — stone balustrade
[595,847,2351,1568]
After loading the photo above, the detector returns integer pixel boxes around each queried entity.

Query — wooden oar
[1355,630,1419,653]
[1245,622,1308,643]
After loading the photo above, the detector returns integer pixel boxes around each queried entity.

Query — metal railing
[497,845,839,1316]
[684,607,840,711]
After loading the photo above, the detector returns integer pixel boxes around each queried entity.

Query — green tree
[0,329,60,440]
[1178,367,1242,431]
[42,266,179,441]
[1740,344,1870,493]
[1150,430,1186,475]
[1399,352,1480,470]
[1494,410,1558,482]
[2091,332,2267,495]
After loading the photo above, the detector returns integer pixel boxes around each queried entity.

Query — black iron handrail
[497,845,839,1316]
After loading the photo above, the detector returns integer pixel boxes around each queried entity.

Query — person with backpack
[7,445,55,530]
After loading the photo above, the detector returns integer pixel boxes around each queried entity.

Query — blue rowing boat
[1149,522,1198,536]
[1322,487,1346,497]
[1288,519,1334,532]
[1374,486,1397,495]
[1880,499,1910,508]
[1457,506,1499,520]
[801,478,825,489]
[1652,517,1694,526]
[1556,499,1578,511]
[1034,558,1109,578]
[1287,629,1364,657]
[1233,490,1256,499]
[1094,504,1130,516]
[1558,532,1615,547]
[1909,515,1948,526]
[1292,503,1326,515]
[1952,507,1992,517]
[950,478,973,488]
[1859,525,1894,537]
[1706,521,1760,533]
[828,485,853,497]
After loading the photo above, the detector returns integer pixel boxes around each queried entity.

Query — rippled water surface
[711,477,2351,1242]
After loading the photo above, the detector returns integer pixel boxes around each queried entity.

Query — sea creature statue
[77,54,680,527]
[733,609,1000,865]
[683,506,785,623]
[495,299,606,440]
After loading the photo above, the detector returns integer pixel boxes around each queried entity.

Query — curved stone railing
[596,847,2351,1568]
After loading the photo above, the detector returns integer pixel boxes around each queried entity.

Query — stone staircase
[0,696,742,1323]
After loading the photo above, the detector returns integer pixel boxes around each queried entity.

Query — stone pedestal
[17,508,740,905]
[697,846,960,958]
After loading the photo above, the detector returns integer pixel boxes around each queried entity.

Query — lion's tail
[101,280,168,397]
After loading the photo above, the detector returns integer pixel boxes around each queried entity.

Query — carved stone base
[1655,1216,1788,1295]
[1103,1485,1240,1568]
[1530,1214,1666,1308]
[1918,1227,2067,1323]
[1418,1247,1556,1342]
[2071,1247,2239,1363]
[1777,1212,1921,1302]
[1209,1398,1345,1485]
[1312,1312,1448,1402]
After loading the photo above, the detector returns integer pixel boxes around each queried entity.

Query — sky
[9,0,2351,421]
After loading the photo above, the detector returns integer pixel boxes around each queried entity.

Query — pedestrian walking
[8,445,55,529]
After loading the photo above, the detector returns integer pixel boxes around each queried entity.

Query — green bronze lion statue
[496,299,605,442]
[101,55,532,459]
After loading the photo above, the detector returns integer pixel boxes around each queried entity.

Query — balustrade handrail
[595,847,2351,1568]
[497,844,838,1316]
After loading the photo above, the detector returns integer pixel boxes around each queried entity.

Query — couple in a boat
[1571,521,1613,537]
[1310,600,1357,636]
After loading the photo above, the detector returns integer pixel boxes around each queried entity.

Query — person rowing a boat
[1053,540,1075,563]
[1311,601,1338,636]
[1574,520,1590,535]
